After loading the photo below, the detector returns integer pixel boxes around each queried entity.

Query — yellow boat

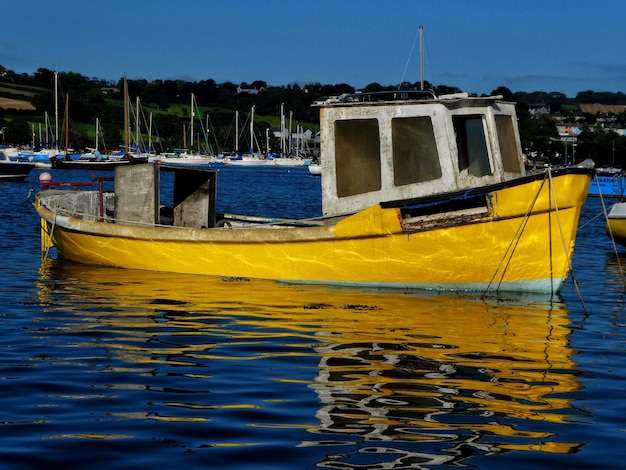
[34,91,594,294]
[606,201,626,246]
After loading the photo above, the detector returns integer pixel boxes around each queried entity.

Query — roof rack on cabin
[340,90,437,103]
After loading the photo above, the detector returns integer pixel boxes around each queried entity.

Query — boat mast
[289,111,293,155]
[54,71,59,151]
[44,112,49,147]
[124,77,129,155]
[149,113,153,153]
[280,103,286,156]
[234,111,239,153]
[64,94,69,157]
[190,93,194,151]
[136,96,141,153]
[250,105,255,154]
[419,25,424,90]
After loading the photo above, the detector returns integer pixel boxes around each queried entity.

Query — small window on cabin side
[392,117,442,186]
[453,115,492,177]
[334,119,381,197]
[495,115,522,173]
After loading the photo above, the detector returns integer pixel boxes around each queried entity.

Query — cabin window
[392,116,442,186]
[334,119,381,197]
[453,115,492,177]
[495,115,521,173]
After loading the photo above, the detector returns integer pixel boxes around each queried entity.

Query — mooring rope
[598,178,626,291]
[483,168,589,311]
[43,212,57,262]
[547,169,588,314]
[483,171,548,299]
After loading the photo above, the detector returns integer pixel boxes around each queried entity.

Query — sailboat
[156,94,215,167]
[226,106,267,165]
[52,78,146,170]
[16,72,63,168]
[266,104,312,167]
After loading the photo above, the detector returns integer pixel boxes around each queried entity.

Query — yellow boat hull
[606,202,626,247]
[36,170,591,294]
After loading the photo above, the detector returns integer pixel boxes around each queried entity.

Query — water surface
[0,167,624,469]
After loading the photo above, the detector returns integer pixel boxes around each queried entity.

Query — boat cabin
[317,91,525,220]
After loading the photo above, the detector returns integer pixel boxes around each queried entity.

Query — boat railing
[315,90,437,106]
[41,181,93,191]
[343,90,437,102]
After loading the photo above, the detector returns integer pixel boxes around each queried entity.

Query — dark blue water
[1,166,625,469]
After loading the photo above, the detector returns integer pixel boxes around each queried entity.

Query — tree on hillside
[363,82,384,92]
[434,84,462,95]
[490,86,515,101]
[33,68,56,88]
[575,90,626,105]
[518,114,559,160]
[2,117,31,145]
[321,83,355,96]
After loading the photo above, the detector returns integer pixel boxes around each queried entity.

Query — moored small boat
[307,163,321,176]
[0,150,35,181]
[50,153,147,170]
[150,152,214,167]
[589,167,625,198]
[34,91,594,294]
[606,201,626,246]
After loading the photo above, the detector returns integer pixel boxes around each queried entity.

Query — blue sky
[2,0,625,97]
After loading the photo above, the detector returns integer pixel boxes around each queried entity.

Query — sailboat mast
[149,113,153,153]
[44,112,49,147]
[54,71,59,150]
[419,25,424,91]
[190,94,194,149]
[280,103,285,156]
[64,94,69,157]
[135,96,141,154]
[250,105,255,154]
[289,111,293,155]
[124,77,129,154]
[234,111,239,153]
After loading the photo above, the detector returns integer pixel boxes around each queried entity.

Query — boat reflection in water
[36,261,583,468]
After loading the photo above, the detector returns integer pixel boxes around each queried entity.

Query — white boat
[226,153,267,165]
[0,150,35,180]
[151,152,214,167]
[266,156,312,167]
[225,106,269,166]
[0,143,19,160]
[308,163,321,176]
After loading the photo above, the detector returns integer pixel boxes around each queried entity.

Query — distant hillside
[0,83,39,110]
[0,97,35,110]
[580,104,626,115]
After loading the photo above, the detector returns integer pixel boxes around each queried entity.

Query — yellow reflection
[42,433,133,440]
[37,260,583,462]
